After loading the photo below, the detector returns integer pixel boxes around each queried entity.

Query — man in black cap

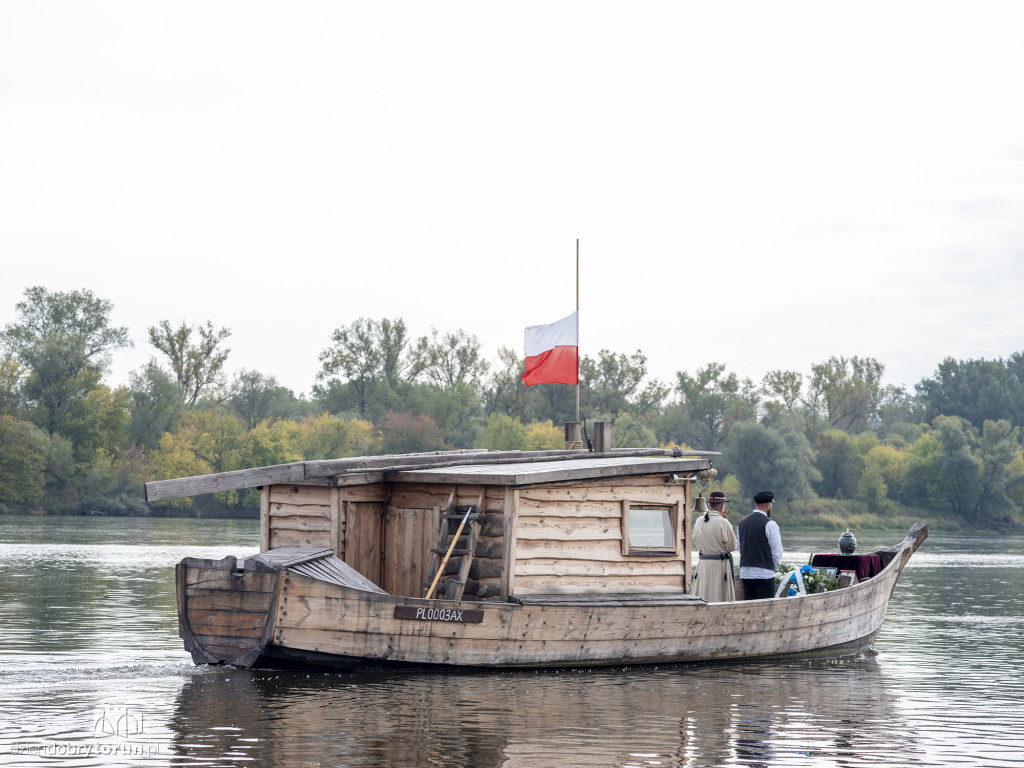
[737,490,783,600]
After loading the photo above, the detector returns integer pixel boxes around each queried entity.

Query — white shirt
[738,510,783,580]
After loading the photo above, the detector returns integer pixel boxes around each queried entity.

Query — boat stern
[175,555,280,667]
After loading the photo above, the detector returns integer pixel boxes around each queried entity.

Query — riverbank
[784,498,1023,534]
[0,502,258,520]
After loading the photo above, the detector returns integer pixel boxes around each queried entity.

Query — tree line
[1,286,1022,528]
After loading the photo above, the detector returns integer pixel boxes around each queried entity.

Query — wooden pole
[424,506,472,599]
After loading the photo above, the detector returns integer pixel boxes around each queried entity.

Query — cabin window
[623,503,678,556]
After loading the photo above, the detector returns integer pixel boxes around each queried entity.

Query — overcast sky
[3,2,1023,400]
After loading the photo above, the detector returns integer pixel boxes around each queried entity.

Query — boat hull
[177,524,926,669]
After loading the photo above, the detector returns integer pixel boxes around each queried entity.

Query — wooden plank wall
[267,485,334,550]
[263,476,692,599]
[265,482,508,600]
[389,483,506,599]
[265,484,392,557]
[512,477,690,595]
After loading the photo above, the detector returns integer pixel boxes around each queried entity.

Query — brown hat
[708,491,729,504]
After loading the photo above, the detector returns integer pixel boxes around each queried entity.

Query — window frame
[621,500,682,557]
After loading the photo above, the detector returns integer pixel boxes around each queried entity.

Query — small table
[810,553,884,581]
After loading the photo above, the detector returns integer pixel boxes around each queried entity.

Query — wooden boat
[145,447,927,669]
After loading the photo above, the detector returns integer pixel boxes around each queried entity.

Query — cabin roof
[144,448,717,502]
[388,455,711,486]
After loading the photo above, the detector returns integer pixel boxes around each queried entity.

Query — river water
[0,516,1021,768]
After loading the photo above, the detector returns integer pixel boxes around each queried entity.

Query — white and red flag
[521,311,579,386]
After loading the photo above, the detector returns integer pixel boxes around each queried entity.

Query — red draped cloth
[810,553,885,581]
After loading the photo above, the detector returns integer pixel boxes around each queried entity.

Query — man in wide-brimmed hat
[690,490,738,602]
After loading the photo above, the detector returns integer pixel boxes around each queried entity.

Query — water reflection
[167,656,910,768]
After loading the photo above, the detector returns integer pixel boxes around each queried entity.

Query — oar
[424,506,473,600]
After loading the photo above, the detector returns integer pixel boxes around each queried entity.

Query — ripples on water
[1,517,1022,767]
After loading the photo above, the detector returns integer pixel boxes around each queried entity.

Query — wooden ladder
[424,487,484,600]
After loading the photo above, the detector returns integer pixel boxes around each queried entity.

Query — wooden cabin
[147,449,718,603]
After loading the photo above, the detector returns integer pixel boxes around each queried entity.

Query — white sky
[3,2,1023,399]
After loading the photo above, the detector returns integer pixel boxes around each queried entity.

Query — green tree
[916,356,1024,430]
[901,431,944,509]
[423,382,482,448]
[127,363,184,450]
[41,433,76,511]
[874,385,918,439]
[762,369,805,414]
[317,317,416,422]
[904,417,981,517]
[807,356,887,433]
[812,430,863,499]
[530,382,579,427]
[673,362,758,451]
[580,349,651,417]
[0,415,49,506]
[781,427,820,501]
[60,384,131,466]
[721,422,814,504]
[611,412,657,448]
[414,328,489,391]
[973,419,1023,521]
[0,355,28,418]
[148,320,231,407]
[1,286,131,434]
[481,412,527,450]
[105,443,154,492]
[413,329,488,447]
[934,416,981,517]
[229,369,291,430]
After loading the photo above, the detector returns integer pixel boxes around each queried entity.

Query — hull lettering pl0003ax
[394,606,485,623]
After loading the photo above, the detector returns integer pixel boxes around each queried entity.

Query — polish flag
[521,311,579,386]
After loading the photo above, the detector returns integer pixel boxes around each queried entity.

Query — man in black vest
[737,490,783,600]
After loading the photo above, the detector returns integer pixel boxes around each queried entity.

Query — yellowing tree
[150,410,246,508]
[857,443,908,511]
[525,420,562,450]
[293,414,379,459]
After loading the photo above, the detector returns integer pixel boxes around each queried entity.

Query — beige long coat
[691,509,738,602]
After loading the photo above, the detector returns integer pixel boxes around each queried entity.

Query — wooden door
[343,501,385,588]
[382,506,440,598]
